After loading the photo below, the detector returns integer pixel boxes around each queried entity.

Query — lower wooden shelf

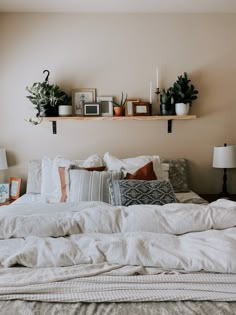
[43,115,196,134]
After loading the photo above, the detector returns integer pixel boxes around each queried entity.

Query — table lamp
[212,143,236,196]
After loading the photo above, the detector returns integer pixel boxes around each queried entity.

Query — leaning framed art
[72,88,96,116]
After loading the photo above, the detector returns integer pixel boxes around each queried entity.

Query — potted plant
[172,72,198,115]
[26,70,71,123]
[111,92,128,116]
[159,87,175,115]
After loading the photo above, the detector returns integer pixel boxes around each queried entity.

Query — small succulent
[172,72,198,105]
[111,92,128,107]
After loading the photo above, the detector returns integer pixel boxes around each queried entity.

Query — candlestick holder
[155,88,160,96]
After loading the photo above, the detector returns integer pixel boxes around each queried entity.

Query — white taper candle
[156,67,159,89]
[149,81,152,104]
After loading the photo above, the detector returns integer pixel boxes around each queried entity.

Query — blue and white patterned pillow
[109,179,176,206]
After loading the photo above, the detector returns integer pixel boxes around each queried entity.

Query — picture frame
[0,184,9,203]
[9,177,22,200]
[125,99,140,116]
[96,96,113,117]
[83,103,100,116]
[72,88,96,116]
[133,102,151,116]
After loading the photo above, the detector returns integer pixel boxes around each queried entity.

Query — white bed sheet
[13,191,208,205]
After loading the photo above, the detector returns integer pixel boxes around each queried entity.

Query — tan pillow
[125,161,157,180]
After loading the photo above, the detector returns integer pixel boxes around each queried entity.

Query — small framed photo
[0,184,9,203]
[133,102,151,116]
[72,88,96,116]
[10,177,22,200]
[83,103,100,116]
[125,99,139,116]
[97,96,113,117]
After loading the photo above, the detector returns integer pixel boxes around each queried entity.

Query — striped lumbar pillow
[67,169,122,203]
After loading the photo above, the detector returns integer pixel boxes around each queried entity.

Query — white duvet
[0,199,236,273]
[0,199,236,302]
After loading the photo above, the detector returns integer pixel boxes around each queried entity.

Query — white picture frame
[97,96,113,117]
[83,103,100,116]
[0,183,9,203]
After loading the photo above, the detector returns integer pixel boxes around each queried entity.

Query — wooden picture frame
[72,88,96,116]
[97,96,113,117]
[125,99,139,116]
[133,102,151,116]
[9,177,22,200]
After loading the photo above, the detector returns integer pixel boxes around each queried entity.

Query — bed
[0,153,236,314]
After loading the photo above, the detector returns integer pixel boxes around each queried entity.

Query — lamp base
[217,191,230,199]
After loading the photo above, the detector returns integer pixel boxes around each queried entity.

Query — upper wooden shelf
[43,115,196,134]
[44,115,196,121]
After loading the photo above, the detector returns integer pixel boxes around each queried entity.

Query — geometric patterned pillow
[109,179,176,206]
[162,158,190,193]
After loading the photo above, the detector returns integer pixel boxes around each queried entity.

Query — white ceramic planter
[175,103,189,116]
[58,105,72,116]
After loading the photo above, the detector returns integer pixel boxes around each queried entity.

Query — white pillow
[41,154,103,202]
[103,152,167,179]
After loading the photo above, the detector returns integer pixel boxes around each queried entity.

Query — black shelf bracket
[52,121,57,134]
[167,120,172,133]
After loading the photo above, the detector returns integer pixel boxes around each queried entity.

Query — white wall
[1,13,236,193]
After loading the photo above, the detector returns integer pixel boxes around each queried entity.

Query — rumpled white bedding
[0,199,236,302]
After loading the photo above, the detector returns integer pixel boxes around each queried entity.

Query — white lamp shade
[213,145,236,169]
[0,148,8,170]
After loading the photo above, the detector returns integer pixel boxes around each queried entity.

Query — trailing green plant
[111,92,128,107]
[26,70,71,122]
[172,72,198,105]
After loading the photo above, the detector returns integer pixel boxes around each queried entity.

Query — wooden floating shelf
[43,115,197,134]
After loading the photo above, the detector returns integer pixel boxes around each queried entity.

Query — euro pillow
[109,179,176,206]
[67,169,122,203]
[103,152,166,179]
[162,158,190,192]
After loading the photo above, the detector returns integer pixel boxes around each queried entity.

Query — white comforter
[0,199,236,273]
[0,199,236,302]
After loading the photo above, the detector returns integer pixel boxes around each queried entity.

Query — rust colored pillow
[58,166,106,202]
[125,161,157,180]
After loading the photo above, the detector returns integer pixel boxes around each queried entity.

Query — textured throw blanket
[0,199,236,302]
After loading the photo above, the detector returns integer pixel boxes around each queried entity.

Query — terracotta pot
[114,106,124,116]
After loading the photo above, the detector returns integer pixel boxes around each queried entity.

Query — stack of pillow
[27,153,190,206]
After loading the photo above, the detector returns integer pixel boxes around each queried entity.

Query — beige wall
[0,13,236,193]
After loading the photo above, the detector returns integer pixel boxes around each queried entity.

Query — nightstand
[0,200,14,206]
[200,194,236,203]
